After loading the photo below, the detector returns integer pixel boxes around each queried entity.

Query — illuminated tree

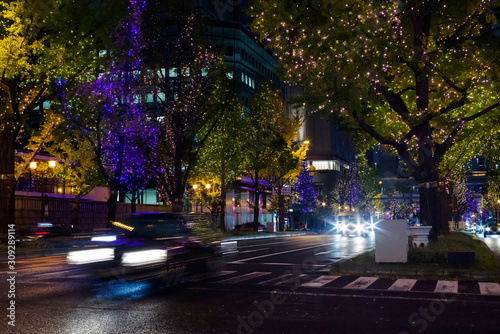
[142,4,234,212]
[292,163,317,225]
[240,82,294,231]
[357,155,381,217]
[0,0,124,240]
[16,110,105,232]
[264,133,308,232]
[60,0,147,225]
[482,175,500,218]
[249,0,500,242]
[190,99,245,231]
[332,163,361,212]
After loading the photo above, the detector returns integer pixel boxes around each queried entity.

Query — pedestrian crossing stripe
[388,279,417,291]
[478,282,500,295]
[217,271,271,283]
[210,273,500,296]
[434,280,458,294]
[344,276,378,289]
[25,269,500,296]
[301,275,339,287]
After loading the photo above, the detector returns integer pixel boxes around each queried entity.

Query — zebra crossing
[18,267,500,297]
[207,271,500,296]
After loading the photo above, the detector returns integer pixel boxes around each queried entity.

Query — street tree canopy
[249,0,500,242]
[0,0,125,240]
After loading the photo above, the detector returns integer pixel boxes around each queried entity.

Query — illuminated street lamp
[30,160,56,222]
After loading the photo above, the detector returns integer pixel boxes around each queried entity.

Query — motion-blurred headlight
[121,249,167,266]
[67,248,115,264]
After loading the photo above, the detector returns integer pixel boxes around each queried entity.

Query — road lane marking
[388,279,417,292]
[228,243,336,263]
[301,275,339,287]
[344,276,378,289]
[478,282,500,295]
[315,250,336,256]
[211,270,237,278]
[239,248,270,254]
[434,280,458,294]
[217,272,271,283]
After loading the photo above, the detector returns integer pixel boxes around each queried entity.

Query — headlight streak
[67,248,115,264]
[91,235,117,242]
[121,249,167,266]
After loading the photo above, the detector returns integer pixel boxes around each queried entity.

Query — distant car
[67,212,223,287]
[483,218,500,237]
[29,222,71,238]
[335,212,371,237]
[241,222,265,231]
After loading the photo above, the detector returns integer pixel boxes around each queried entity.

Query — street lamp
[30,160,56,222]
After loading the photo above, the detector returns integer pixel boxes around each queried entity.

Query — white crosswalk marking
[217,271,271,284]
[344,276,378,289]
[388,279,417,291]
[301,275,339,288]
[478,282,500,295]
[434,280,458,294]
[211,270,237,278]
[280,274,308,285]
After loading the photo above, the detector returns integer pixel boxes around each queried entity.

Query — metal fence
[14,196,171,235]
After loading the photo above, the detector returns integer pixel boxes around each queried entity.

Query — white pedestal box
[375,219,408,263]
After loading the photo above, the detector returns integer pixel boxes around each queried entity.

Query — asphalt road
[2,234,500,334]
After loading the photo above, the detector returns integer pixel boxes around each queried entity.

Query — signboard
[272,186,292,196]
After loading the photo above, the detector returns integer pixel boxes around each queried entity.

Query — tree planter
[409,226,432,247]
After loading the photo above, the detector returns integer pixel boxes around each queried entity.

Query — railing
[14,196,171,234]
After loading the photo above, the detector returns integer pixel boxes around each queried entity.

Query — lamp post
[192,184,198,213]
[30,160,56,222]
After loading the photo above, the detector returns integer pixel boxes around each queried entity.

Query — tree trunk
[278,184,285,232]
[72,195,81,233]
[253,170,260,231]
[107,189,119,227]
[0,132,16,243]
[219,184,227,232]
[439,185,450,232]
[418,183,440,243]
[131,189,137,213]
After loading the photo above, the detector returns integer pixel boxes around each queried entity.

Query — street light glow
[49,160,56,168]
[30,161,37,169]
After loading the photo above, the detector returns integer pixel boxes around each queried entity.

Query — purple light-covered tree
[61,0,149,225]
[292,163,317,225]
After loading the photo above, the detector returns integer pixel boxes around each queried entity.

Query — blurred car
[335,212,372,237]
[67,212,223,287]
[483,218,500,237]
[29,222,71,238]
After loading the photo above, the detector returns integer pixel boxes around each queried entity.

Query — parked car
[483,218,500,237]
[67,212,223,287]
[238,222,265,231]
